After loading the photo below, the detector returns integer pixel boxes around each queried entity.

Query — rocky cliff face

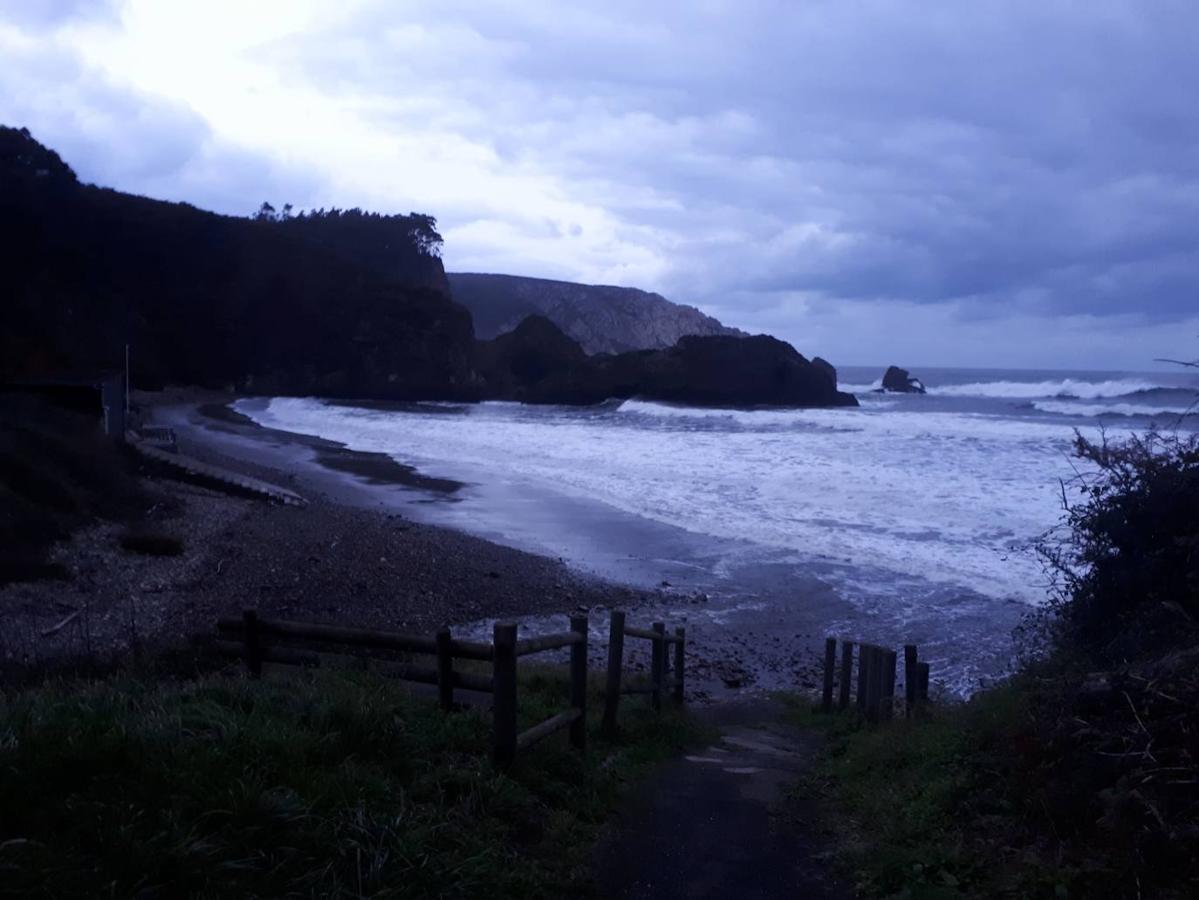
[449,273,745,355]
[476,316,858,409]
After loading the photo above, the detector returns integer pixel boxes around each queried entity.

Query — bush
[1038,430,1199,665]
[0,397,157,583]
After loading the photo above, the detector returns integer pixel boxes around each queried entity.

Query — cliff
[449,272,745,354]
[0,126,475,400]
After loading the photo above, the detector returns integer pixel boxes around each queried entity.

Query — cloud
[1,0,1197,366]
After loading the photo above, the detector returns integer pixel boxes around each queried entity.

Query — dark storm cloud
[262,0,1199,329]
[1,0,1196,366]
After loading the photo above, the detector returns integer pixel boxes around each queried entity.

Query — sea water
[237,367,1197,694]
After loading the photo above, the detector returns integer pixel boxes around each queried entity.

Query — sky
[2,0,1197,371]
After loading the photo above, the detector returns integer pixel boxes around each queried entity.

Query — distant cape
[449,272,745,355]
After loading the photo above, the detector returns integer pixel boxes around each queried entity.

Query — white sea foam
[839,381,882,393]
[240,396,1125,608]
[1033,400,1196,418]
[928,377,1165,399]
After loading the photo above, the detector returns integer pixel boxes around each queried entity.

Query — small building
[0,372,128,440]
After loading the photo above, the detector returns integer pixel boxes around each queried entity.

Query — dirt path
[595,699,850,899]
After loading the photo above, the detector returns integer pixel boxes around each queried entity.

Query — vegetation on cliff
[0,126,474,400]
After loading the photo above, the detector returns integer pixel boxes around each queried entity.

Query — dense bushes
[0,398,154,583]
[1039,430,1199,665]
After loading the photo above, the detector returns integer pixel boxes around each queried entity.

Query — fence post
[492,622,518,767]
[243,610,262,678]
[918,662,931,708]
[602,610,625,738]
[821,636,837,713]
[838,641,854,710]
[436,626,454,712]
[856,643,872,711]
[866,646,883,724]
[673,627,686,703]
[569,615,588,752]
[651,622,666,712]
[904,645,918,718]
[881,649,897,722]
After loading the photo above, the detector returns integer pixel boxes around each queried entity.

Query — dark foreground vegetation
[0,397,161,585]
[798,428,1199,899]
[1,125,472,400]
[0,664,699,898]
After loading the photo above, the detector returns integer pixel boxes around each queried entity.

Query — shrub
[0,396,157,583]
[1038,430,1199,665]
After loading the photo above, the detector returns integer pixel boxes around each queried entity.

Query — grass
[0,663,701,899]
[787,671,1199,900]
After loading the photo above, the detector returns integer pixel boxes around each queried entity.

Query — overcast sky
[2,1,1197,370]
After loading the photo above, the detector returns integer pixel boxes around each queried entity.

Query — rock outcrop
[450,272,745,355]
[881,366,926,394]
[811,357,839,392]
[477,316,858,408]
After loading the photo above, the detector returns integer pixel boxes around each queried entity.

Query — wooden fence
[819,637,931,722]
[600,610,685,739]
[215,609,685,766]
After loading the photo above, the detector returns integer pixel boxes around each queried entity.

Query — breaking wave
[928,378,1167,400]
[1033,400,1196,418]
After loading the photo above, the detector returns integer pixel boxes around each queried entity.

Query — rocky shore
[1,390,830,698]
[0,396,647,674]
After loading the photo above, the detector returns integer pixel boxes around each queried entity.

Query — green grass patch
[789,674,1199,900]
[0,666,700,898]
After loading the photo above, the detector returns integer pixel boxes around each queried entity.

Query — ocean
[235,366,1198,695]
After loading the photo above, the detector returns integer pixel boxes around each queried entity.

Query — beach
[0,392,647,674]
[3,391,798,696]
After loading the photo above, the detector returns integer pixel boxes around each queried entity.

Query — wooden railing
[818,636,931,722]
[601,610,685,738]
[215,609,685,766]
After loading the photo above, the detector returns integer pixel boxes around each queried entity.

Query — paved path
[595,700,850,900]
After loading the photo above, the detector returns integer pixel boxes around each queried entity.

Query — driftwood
[41,610,80,637]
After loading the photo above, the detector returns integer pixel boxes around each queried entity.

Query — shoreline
[0,389,668,683]
[163,393,837,697]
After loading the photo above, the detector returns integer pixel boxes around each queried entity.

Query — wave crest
[930,378,1168,400]
[1033,400,1195,418]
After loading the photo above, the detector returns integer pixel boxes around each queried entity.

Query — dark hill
[476,316,858,408]
[450,272,745,354]
[0,126,475,400]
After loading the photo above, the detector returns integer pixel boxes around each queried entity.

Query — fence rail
[819,635,932,722]
[214,609,685,766]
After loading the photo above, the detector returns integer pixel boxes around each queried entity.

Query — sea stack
[881,365,926,394]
